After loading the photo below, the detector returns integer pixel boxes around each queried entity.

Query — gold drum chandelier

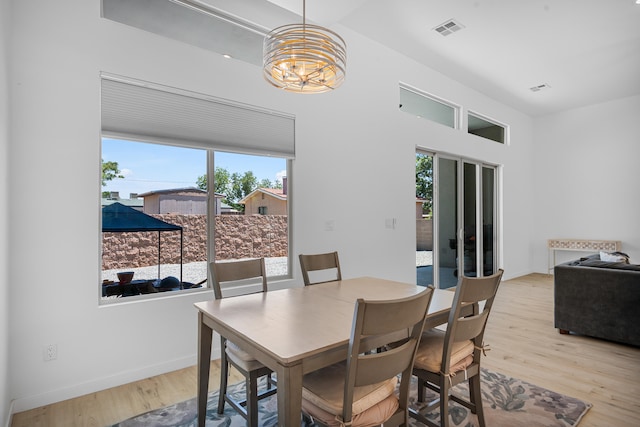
[263,0,347,93]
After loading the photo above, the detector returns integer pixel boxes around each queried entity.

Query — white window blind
[100,74,295,157]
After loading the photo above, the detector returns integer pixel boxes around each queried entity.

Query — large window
[100,74,293,302]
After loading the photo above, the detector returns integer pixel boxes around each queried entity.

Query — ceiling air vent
[530,83,551,92]
[434,19,465,36]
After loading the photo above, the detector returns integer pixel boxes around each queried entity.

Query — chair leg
[417,378,425,402]
[440,381,450,427]
[218,339,229,414]
[469,375,485,427]
[266,373,273,390]
[247,371,259,427]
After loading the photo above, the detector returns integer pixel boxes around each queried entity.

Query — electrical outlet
[43,344,57,361]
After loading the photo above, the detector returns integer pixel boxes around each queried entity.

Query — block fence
[102,214,288,270]
[417,219,433,251]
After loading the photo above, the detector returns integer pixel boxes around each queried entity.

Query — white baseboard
[502,268,534,281]
[11,354,198,413]
[4,400,14,427]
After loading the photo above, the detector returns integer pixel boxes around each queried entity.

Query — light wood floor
[11,273,640,426]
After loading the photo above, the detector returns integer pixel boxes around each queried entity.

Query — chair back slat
[299,251,342,285]
[452,311,490,342]
[458,274,501,303]
[209,258,268,300]
[354,340,417,387]
[359,291,432,336]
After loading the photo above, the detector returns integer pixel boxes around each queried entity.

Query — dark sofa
[554,254,640,347]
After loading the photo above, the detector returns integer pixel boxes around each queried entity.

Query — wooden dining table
[194,276,462,427]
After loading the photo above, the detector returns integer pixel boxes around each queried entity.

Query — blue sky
[102,138,286,198]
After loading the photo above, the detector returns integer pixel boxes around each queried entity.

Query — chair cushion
[414,329,475,373]
[226,341,264,372]
[302,362,398,420]
[302,393,398,427]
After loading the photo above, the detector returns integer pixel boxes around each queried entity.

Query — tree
[197,168,275,213]
[102,160,124,197]
[259,178,273,189]
[197,167,231,195]
[225,171,258,211]
[239,171,258,197]
[416,154,433,217]
[102,159,124,186]
[196,175,206,191]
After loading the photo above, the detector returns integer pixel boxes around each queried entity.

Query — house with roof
[240,187,287,216]
[138,187,208,215]
[137,188,235,215]
[1,0,639,425]
[101,191,144,211]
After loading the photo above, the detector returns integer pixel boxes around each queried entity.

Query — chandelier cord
[302,0,307,46]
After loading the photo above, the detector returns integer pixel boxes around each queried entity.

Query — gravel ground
[416,250,433,267]
[103,252,433,283]
[102,257,289,284]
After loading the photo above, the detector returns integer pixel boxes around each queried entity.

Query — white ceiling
[333,0,640,116]
[147,1,640,116]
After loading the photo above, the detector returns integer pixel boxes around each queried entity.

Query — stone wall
[102,214,288,270]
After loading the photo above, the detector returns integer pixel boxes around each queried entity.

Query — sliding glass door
[416,152,498,289]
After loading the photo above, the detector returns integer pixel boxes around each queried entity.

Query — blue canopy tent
[102,202,183,287]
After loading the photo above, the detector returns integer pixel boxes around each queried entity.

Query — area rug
[112,368,591,426]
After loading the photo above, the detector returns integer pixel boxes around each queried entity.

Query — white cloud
[120,168,133,177]
[275,169,287,182]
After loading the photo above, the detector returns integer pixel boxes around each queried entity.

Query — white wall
[532,95,640,271]
[1,0,11,424]
[8,0,534,412]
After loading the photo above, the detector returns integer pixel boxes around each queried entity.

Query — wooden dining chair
[299,251,342,285]
[301,287,434,427]
[209,258,276,426]
[410,269,504,427]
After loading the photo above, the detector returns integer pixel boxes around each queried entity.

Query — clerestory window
[399,84,459,129]
[467,112,508,144]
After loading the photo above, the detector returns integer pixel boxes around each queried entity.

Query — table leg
[276,362,303,427]
[197,312,213,427]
